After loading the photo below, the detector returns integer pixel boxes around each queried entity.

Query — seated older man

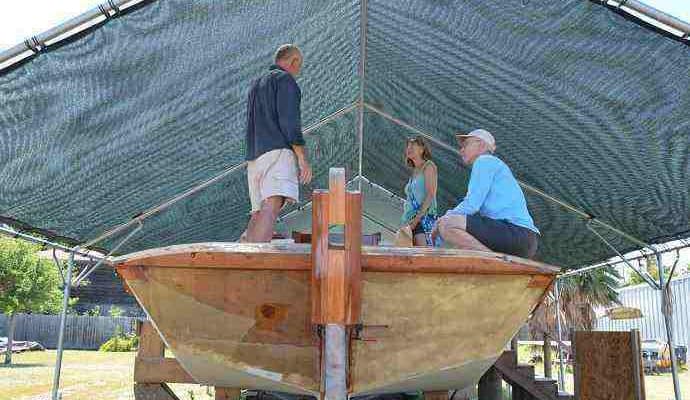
[431,129,539,259]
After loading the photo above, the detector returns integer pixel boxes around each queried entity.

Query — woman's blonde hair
[405,136,432,168]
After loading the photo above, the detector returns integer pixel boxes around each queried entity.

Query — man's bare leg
[438,215,491,252]
[244,196,285,242]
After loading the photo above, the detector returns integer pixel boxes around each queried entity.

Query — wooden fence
[0,313,139,350]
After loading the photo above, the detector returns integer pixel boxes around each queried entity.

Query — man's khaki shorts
[247,149,299,213]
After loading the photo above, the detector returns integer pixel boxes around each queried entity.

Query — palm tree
[530,268,621,340]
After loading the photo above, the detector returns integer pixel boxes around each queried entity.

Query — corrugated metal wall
[597,275,690,346]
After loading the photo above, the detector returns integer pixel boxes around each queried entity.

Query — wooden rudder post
[311,168,362,400]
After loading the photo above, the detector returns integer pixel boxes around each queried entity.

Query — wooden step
[516,364,535,379]
[502,350,518,367]
[557,392,574,400]
[534,378,558,395]
[494,351,559,400]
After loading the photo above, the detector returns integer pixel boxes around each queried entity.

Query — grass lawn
[1,349,688,400]
[0,350,213,400]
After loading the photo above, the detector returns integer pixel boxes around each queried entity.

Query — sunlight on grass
[0,348,687,400]
[0,350,215,400]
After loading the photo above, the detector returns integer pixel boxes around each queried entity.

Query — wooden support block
[312,189,363,325]
[215,387,241,400]
[134,320,196,385]
[139,321,165,358]
[324,249,347,324]
[328,168,346,224]
[423,391,449,400]
[134,357,195,384]
[344,191,362,324]
[543,333,552,379]
[573,330,646,400]
[512,386,527,400]
[478,366,502,400]
[134,383,181,400]
[311,190,329,324]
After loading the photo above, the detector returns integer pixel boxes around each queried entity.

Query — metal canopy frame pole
[558,261,616,279]
[554,280,566,391]
[83,161,248,248]
[73,221,143,285]
[0,0,143,70]
[51,250,74,400]
[604,0,690,38]
[358,175,406,204]
[363,103,685,400]
[0,0,687,70]
[558,241,690,279]
[363,102,597,219]
[276,175,362,227]
[585,223,659,289]
[361,210,397,234]
[556,237,684,400]
[356,0,368,191]
[50,223,142,400]
[0,225,106,262]
[84,103,357,249]
[363,102,665,250]
[657,252,683,400]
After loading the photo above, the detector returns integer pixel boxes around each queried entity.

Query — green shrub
[108,306,123,317]
[99,326,138,352]
[99,333,138,352]
[85,305,101,316]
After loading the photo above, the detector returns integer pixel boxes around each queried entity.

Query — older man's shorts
[247,149,299,213]
[466,214,539,259]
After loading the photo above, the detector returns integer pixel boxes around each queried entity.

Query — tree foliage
[0,237,63,315]
[530,268,621,339]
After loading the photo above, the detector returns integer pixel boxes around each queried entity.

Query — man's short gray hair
[274,44,301,63]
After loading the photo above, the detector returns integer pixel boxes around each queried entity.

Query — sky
[0,0,688,51]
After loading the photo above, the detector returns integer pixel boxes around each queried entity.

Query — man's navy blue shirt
[245,64,305,161]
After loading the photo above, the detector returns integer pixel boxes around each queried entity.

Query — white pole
[51,250,75,400]
[554,280,566,391]
[356,0,368,191]
[324,324,348,400]
[656,253,682,400]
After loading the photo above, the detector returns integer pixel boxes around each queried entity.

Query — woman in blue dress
[401,136,438,246]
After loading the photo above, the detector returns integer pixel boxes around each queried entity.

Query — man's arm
[291,144,312,184]
[276,76,305,147]
[445,157,499,216]
[276,76,311,184]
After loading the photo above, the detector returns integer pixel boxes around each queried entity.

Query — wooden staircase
[493,351,573,400]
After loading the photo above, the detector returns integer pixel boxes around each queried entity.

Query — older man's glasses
[459,138,479,150]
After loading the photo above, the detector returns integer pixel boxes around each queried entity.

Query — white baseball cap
[455,129,496,152]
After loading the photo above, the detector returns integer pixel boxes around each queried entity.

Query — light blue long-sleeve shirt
[445,154,540,234]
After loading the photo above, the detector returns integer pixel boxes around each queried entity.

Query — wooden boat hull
[124,267,319,395]
[116,243,556,396]
[353,272,543,395]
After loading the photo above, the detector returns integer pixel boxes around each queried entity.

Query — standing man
[242,44,312,242]
[432,129,540,259]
